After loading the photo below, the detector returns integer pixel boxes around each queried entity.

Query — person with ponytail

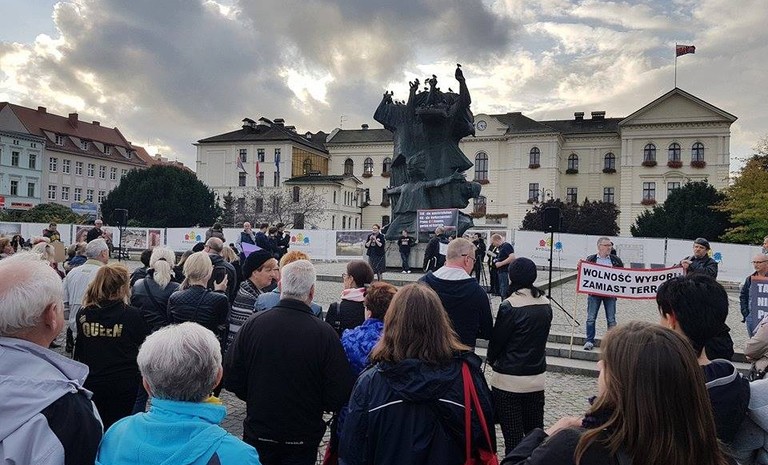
[487,257,552,453]
[131,247,181,332]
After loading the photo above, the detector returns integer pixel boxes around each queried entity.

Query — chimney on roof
[361,124,369,130]
[68,113,78,128]
[92,121,100,126]
[257,117,271,128]
[285,125,296,133]
[305,132,312,140]
[574,112,584,122]
[242,118,256,129]
[591,111,605,121]
[273,118,285,127]
[37,106,47,114]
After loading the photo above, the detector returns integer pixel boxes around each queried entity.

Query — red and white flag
[236,155,246,173]
[255,160,260,176]
[676,44,695,57]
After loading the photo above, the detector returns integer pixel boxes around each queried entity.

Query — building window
[30,142,36,148]
[236,197,245,212]
[254,198,264,213]
[81,140,89,151]
[239,172,246,187]
[566,187,578,204]
[604,152,615,170]
[55,134,64,146]
[274,148,281,163]
[363,157,374,176]
[10,180,18,196]
[49,157,58,172]
[273,171,280,187]
[28,154,36,169]
[344,158,354,175]
[62,159,71,173]
[74,188,82,201]
[98,190,105,203]
[11,151,19,166]
[257,171,264,187]
[383,157,392,173]
[643,143,656,162]
[302,158,312,175]
[528,183,539,202]
[239,148,247,163]
[474,152,488,181]
[121,169,128,178]
[99,165,106,179]
[257,149,265,162]
[86,189,94,202]
[110,167,117,180]
[331,216,335,229]
[668,181,681,193]
[61,186,69,201]
[48,185,57,200]
[104,145,111,155]
[643,182,656,200]
[87,163,94,177]
[529,147,541,167]
[27,182,35,197]
[473,195,487,214]
[333,191,337,204]
[292,186,300,202]
[668,143,681,161]
[75,161,83,175]
[271,197,280,214]
[567,154,579,171]
[603,187,615,203]
[692,142,705,161]
[342,216,346,229]
[382,215,390,226]
[381,188,389,204]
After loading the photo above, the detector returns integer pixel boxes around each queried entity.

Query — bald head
[446,238,475,261]
[205,237,224,254]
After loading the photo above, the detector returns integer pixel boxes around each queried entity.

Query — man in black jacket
[420,238,493,348]
[204,237,237,302]
[680,237,718,278]
[224,259,354,465]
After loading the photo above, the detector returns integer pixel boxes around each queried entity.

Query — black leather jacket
[487,290,553,376]
[131,271,181,332]
[168,285,230,349]
[325,299,365,338]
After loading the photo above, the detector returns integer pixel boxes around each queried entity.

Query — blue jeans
[746,312,759,338]
[400,251,410,271]
[498,269,509,298]
[586,295,617,344]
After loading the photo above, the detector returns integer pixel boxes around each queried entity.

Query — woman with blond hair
[221,244,244,288]
[339,283,495,465]
[131,247,181,332]
[74,263,150,429]
[502,321,734,465]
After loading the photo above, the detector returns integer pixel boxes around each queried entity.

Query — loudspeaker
[542,207,561,232]
[113,208,128,227]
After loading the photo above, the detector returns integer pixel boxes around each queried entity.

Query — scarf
[341,287,366,302]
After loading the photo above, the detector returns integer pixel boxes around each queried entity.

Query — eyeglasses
[753,261,768,264]
[461,254,476,262]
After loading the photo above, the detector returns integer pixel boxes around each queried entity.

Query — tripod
[545,228,578,326]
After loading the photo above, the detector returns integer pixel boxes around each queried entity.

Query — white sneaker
[583,341,594,351]
[407,270,412,273]
[401,270,407,273]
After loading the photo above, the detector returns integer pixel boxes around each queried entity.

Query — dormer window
[104,145,111,155]
[55,134,65,146]
[81,140,89,150]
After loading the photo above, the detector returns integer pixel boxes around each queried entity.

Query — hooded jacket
[95,398,260,465]
[704,359,751,444]
[420,269,493,347]
[339,352,495,465]
[0,337,103,465]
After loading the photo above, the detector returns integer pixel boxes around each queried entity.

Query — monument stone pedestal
[385,243,429,272]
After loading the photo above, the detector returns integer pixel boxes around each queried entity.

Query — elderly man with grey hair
[0,253,103,465]
[204,237,238,302]
[62,238,109,352]
[224,259,354,465]
[95,322,260,465]
[420,237,493,348]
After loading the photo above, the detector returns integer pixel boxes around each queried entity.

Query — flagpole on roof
[674,43,678,88]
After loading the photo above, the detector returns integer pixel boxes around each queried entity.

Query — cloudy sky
[1,0,765,171]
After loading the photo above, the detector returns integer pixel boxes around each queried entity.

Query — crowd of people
[3,220,768,465]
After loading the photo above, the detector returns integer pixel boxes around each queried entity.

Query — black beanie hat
[508,257,537,290]
[694,237,710,250]
[242,249,274,278]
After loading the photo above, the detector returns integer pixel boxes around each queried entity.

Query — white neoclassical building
[325,87,736,235]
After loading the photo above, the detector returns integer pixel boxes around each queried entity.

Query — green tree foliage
[520,198,620,235]
[221,190,236,228]
[630,180,731,240]
[100,165,221,227]
[0,202,87,224]
[718,150,768,244]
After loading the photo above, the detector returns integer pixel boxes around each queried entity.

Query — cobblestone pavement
[80,258,745,461]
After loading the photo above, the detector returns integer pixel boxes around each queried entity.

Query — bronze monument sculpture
[374,64,482,241]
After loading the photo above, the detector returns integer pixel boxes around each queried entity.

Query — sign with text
[417,209,458,233]
[576,261,684,300]
[750,277,768,325]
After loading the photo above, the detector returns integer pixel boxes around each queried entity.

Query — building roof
[284,174,361,185]
[131,144,193,172]
[326,127,393,144]
[620,87,738,126]
[0,102,147,166]
[197,117,329,153]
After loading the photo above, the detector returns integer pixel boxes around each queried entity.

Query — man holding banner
[582,237,624,351]
[740,254,768,337]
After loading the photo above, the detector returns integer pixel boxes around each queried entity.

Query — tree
[0,202,87,224]
[520,198,620,235]
[718,145,768,244]
[630,180,731,240]
[100,165,221,227]
[221,190,236,228]
[238,186,328,228]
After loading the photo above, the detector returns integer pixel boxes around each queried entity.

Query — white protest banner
[576,261,684,300]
